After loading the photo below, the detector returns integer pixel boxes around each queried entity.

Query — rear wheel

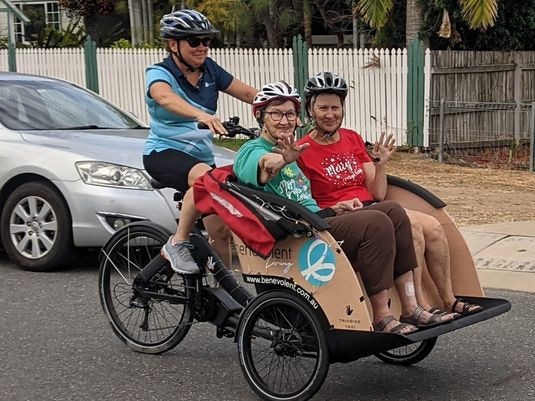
[98,223,193,354]
[237,290,329,401]
[375,337,437,365]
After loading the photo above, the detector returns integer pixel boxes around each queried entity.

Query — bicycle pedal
[216,326,234,339]
[130,296,148,308]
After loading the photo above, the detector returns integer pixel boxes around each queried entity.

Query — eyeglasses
[263,110,298,121]
[184,36,212,48]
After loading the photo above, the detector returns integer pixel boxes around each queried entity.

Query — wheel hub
[30,220,41,234]
[273,330,303,357]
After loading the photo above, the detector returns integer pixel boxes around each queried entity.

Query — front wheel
[98,223,194,354]
[375,337,437,365]
[237,290,330,401]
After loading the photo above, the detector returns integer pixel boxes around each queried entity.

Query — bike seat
[149,179,183,202]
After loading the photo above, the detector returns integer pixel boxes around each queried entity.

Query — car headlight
[75,161,153,190]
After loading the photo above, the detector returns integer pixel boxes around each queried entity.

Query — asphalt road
[1,252,533,401]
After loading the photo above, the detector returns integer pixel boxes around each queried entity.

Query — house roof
[0,0,30,23]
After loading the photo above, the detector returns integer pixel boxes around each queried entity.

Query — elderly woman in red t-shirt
[297,72,483,319]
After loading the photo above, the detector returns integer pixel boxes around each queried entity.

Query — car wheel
[0,181,74,271]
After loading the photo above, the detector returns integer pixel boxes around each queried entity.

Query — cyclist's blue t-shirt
[233,137,321,212]
[144,56,234,164]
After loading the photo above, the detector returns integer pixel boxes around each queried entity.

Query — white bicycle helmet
[160,9,219,39]
[304,72,348,113]
[252,81,301,116]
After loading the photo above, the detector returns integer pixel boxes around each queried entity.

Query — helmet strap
[316,126,339,138]
[171,48,198,73]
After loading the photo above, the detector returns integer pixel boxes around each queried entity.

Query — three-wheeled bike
[98,127,510,401]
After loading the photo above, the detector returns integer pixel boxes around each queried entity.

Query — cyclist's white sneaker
[161,237,199,274]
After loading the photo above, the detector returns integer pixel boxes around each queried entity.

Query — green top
[233,136,320,212]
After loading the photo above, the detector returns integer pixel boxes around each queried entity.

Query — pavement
[460,221,535,293]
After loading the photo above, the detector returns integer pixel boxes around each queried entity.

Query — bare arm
[149,82,227,134]
[365,132,395,201]
[223,78,258,104]
[365,161,387,200]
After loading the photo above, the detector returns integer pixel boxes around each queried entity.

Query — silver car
[0,72,235,271]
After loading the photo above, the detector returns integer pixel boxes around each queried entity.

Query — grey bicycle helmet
[304,72,348,113]
[160,9,219,40]
[252,81,301,116]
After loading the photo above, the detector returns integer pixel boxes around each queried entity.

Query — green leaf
[458,0,498,29]
[356,0,394,29]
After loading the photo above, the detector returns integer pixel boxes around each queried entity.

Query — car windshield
[0,79,144,130]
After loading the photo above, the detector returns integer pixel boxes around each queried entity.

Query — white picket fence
[0,47,431,145]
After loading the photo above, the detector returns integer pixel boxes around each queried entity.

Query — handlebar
[198,116,259,139]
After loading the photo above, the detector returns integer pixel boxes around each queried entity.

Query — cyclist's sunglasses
[184,36,212,48]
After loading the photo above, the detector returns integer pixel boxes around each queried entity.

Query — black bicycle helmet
[304,72,348,113]
[160,9,219,40]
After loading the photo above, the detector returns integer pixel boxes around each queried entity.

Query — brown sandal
[451,298,483,316]
[400,306,453,328]
[429,307,461,319]
[373,315,418,334]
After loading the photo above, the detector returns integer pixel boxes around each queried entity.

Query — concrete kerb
[459,221,535,293]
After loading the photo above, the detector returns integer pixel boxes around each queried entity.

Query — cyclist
[233,81,451,332]
[142,9,257,274]
[297,71,482,318]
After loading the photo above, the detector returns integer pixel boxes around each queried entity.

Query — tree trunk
[147,0,153,43]
[405,0,428,48]
[140,0,148,43]
[128,0,143,45]
[303,0,313,47]
[262,4,278,48]
[262,17,278,47]
[127,0,136,45]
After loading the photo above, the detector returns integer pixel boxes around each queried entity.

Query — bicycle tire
[375,337,437,365]
[237,290,330,401]
[98,223,194,354]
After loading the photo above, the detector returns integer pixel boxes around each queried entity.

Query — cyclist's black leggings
[143,149,215,194]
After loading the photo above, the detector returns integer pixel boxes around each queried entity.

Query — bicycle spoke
[99,225,194,353]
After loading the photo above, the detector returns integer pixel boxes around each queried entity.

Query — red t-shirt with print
[297,128,374,208]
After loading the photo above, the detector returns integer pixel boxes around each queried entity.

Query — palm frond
[355,0,394,29]
[458,0,498,29]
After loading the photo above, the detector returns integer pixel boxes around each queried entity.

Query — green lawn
[213,138,248,151]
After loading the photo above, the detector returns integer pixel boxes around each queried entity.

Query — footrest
[405,295,511,343]
[327,296,511,363]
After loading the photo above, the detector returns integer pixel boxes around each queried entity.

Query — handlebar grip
[197,119,257,139]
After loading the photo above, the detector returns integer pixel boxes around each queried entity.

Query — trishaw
[98,124,511,401]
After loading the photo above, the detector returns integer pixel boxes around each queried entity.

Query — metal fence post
[407,39,425,148]
[7,12,16,72]
[438,99,445,163]
[84,36,99,94]
[531,102,535,172]
[8,40,16,72]
[292,34,308,138]
[514,52,522,145]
